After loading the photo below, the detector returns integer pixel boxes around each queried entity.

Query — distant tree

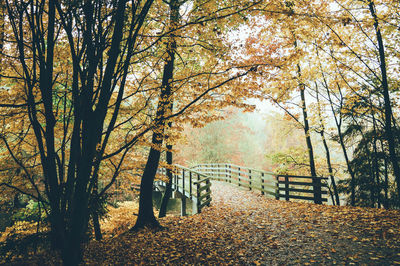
[174,109,267,169]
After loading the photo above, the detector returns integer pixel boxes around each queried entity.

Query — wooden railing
[155,163,329,217]
[276,174,328,202]
[193,163,328,203]
[156,164,211,214]
[193,163,277,197]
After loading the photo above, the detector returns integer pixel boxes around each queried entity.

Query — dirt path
[84,181,400,265]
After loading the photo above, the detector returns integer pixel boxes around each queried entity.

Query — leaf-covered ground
[5,181,400,265]
[84,181,400,265]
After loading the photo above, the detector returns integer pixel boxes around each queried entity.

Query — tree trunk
[326,82,356,206]
[62,164,93,265]
[298,71,321,204]
[316,45,355,206]
[335,108,355,206]
[13,193,21,208]
[134,142,162,229]
[49,213,66,251]
[320,132,340,206]
[368,0,400,201]
[0,0,4,57]
[383,154,389,208]
[159,144,173,218]
[371,107,381,208]
[133,0,179,230]
[92,179,102,240]
[327,185,335,206]
[93,211,102,241]
[62,203,89,265]
[293,33,321,204]
[315,82,340,205]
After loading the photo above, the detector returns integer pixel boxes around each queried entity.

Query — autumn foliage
[0,0,400,264]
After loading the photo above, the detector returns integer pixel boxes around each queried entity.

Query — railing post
[313,176,322,204]
[196,182,201,213]
[181,195,186,216]
[225,164,228,182]
[189,172,192,199]
[261,173,265,195]
[285,175,290,201]
[228,164,232,183]
[171,169,176,198]
[238,167,241,187]
[249,169,252,191]
[275,175,279,200]
[206,179,211,206]
[182,169,185,194]
[174,169,178,188]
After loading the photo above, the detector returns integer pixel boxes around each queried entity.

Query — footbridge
[155,163,329,215]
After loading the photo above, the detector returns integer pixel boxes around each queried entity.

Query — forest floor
[3,181,400,265]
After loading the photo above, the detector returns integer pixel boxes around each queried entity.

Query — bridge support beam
[192,198,199,214]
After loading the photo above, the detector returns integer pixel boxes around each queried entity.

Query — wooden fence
[193,163,328,203]
[193,163,277,197]
[276,174,328,202]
